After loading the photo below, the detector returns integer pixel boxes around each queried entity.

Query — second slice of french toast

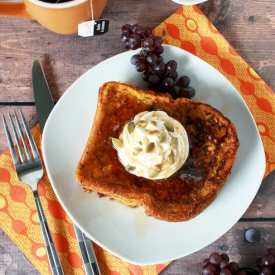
[75,81,239,222]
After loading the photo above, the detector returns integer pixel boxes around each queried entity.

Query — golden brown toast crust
[75,82,239,222]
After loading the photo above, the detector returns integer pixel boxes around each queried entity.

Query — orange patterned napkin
[0,5,274,275]
[154,5,275,177]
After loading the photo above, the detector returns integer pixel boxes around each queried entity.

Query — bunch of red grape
[202,252,243,275]
[120,24,196,99]
[202,249,275,275]
[256,248,275,275]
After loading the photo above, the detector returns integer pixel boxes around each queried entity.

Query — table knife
[32,59,101,275]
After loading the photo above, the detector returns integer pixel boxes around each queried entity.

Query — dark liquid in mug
[39,0,73,3]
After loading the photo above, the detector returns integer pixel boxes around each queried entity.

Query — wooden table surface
[0,0,275,274]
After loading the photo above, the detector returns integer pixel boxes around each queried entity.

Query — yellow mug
[0,0,107,34]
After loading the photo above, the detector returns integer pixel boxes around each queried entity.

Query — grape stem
[140,48,166,79]
[138,39,166,78]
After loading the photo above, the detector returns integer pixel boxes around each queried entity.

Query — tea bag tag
[93,19,109,35]
[78,20,96,37]
[78,0,109,37]
[78,20,109,37]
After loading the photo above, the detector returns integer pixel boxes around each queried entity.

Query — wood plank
[243,171,275,219]
[0,228,39,275]
[200,0,275,90]
[161,221,275,274]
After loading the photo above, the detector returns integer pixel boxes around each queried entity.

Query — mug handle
[0,3,33,18]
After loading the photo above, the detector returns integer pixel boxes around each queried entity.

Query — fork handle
[33,190,64,275]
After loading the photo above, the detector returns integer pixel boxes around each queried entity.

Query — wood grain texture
[200,0,275,91]
[0,228,39,275]
[0,0,274,274]
[161,220,275,274]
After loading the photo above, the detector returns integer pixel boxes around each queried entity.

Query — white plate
[172,0,207,5]
[42,45,265,265]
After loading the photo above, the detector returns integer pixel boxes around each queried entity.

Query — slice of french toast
[75,81,239,222]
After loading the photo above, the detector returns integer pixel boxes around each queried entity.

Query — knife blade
[32,59,101,275]
[32,60,55,131]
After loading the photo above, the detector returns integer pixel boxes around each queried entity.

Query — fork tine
[9,111,28,164]
[13,110,32,162]
[2,114,20,166]
[19,109,39,160]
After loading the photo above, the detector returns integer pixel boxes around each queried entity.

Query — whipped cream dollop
[112,111,189,179]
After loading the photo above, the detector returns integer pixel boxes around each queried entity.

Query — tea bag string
[90,0,94,21]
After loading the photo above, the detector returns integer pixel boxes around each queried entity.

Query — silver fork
[2,109,64,275]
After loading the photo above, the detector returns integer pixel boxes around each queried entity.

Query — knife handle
[73,223,101,275]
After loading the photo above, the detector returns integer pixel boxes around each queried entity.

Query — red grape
[152,35,163,46]
[144,46,155,54]
[162,77,174,90]
[170,85,180,99]
[259,267,272,275]
[157,55,163,63]
[135,62,148,72]
[257,257,265,269]
[220,269,232,275]
[142,70,152,82]
[262,254,275,267]
[220,254,230,262]
[179,86,196,99]
[146,54,158,65]
[228,262,239,275]
[220,259,230,270]
[154,45,164,55]
[131,24,140,33]
[121,33,130,44]
[202,263,217,275]
[167,70,178,79]
[130,54,143,65]
[166,60,177,72]
[209,252,222,266]
[178,75,190,87]
[203,258,210,267]
[148,75,160,89]
[154,61,166,74]
[121,24,131,34]
[143,37,154,47]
